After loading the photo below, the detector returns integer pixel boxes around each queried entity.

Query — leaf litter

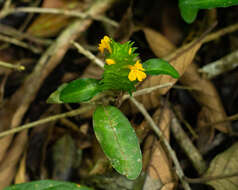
[0,1,238,190]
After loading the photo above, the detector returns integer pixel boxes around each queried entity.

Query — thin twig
[0,0,11,18]
[202,112,238,128]
[184,172,238,183]
[129,97,191,190]
[0,24,52,46]
[0,34,41,53]
[0,60,25,71]
[0,105,95,139]
[122,83,173,101]
[203,22,238,44]
[171,111,206,175]
[4,7,119,27]
[72,41,105,69]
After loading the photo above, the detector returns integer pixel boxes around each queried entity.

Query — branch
[2,7,118,27]
[199,49,238,79]
[0,34,42,53]
[185,172,238,183]
[0,60,25,71]
[122,83,173,101]
[0,105,95,138]
[170,111,206,175]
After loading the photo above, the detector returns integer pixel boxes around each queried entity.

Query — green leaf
[3,180,93,190]
[47,83,68,104]
[179,5,198,24]
[60,78,100,103]
[93,105,142,180]
[143,58,180,78]
[179,0,238,23]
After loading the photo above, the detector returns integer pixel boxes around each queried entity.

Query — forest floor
[0,0,238,190]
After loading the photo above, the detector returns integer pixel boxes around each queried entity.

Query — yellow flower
[106,58,116,65]
[128,48,132,55]
[98,36,112,54]
[128,60,146,82]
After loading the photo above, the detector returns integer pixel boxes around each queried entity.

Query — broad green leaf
[179,0,238,23]
[143,58,179,78]
[47,83,67,103]
[60,78,100,103]
[204,143,238,190]
[93,106,142,180]
[3,180,93,190]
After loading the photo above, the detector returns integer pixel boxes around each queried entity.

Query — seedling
[47,36,179,179]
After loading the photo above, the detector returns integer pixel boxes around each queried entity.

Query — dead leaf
[143,27,202,95]
[180,64,230,133]
[204,143,238,190]
[144,28,175,58]
[143,106,176,190]
[27,15,72,37]
[27,0,91,37]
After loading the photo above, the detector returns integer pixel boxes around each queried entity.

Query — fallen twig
[199,49,238,79]
[1,7,119,27]
[0,60,25,71]
[0,105,95,139]
[170,111,207,175]
[0,34,42,53]
[185,172,238,183]
[72,41,105,69]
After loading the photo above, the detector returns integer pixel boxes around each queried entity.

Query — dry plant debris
[0,0,238,190]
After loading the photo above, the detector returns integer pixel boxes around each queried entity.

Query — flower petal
[128,70,137,81]
[106,59,116,65]
[136,70,147,81]
[98,36,112,54]
[135,60,145,71]
[128,48,132,55]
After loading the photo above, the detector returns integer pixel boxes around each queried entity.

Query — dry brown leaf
[143,106,176,190]
[142,27,229,133]
[204,143,238,190]
[0,131,27,189]
[144,28,175,58]
[27,0,91,37]
[27,15,71,37]
[143,27,202,95]
[180,64,229,133]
